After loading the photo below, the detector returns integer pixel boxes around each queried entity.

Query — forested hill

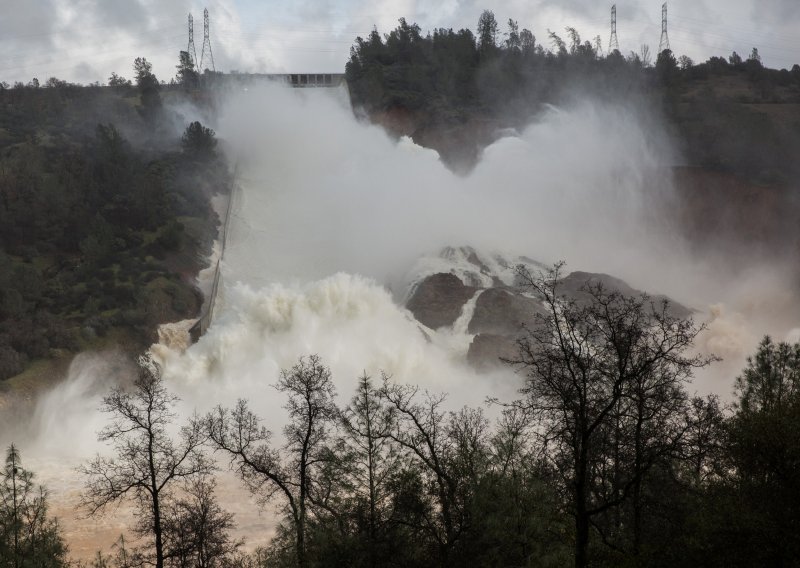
[0,60,229,382]
[346,15,800,182]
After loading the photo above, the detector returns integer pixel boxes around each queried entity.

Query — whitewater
[4,83,798,557]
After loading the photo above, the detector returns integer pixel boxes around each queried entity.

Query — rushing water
[4,83,798,559]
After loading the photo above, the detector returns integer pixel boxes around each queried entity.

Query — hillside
[0,75,229,382]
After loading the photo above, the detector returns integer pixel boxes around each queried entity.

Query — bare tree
[380,381,490,567]
[681,395,726,484]
[80,355,211,568]
[206,355,337,568]
[639,44,652,67]
[507,263,711,567]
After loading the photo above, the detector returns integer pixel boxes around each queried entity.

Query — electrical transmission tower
[609,4,619,53]
[200,8,215,72]
[659,2,670,53]
[187,14,198,71]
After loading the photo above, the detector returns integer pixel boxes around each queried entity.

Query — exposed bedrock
[405,248,692,370]
[405,272,478,330]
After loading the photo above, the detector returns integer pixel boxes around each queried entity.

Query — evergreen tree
[476,11,499,57]
[725,337,800,564]
[133,57,161,121]
[505,19,521,52]
[176,51,199,90]
[0,445,68,568]
[337,373,399,566]
[181,122,217,160]
[207,355,338,568]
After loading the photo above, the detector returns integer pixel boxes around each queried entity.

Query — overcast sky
[1,0,799,85]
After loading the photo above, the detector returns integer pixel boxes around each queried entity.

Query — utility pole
[187,14,198,71]
[659,2,670,53]
[200,8,215,73]
[609,5,619,53]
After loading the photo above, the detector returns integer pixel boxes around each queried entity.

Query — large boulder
[559,272,692,318]
[405,250,693,370]
[406,273,477,330]
[468,288,545,336]
[467,333,520,369]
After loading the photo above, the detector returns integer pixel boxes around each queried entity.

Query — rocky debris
[438,246,499,287]
[406,273,478,330]
[463,248,505,287]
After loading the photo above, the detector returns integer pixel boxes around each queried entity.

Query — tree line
[346,10,800,114]
[4,264,799,567]
[346,12,800,179]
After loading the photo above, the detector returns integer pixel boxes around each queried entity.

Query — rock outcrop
[404,247,693,370]
[406,273,478,330]
[467,333,519,369]
[468,288,544,336]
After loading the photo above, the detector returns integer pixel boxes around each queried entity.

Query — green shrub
[0,345,26,379]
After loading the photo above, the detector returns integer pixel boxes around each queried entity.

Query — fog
[209,82,797,382]
[2,81,797,557]
[219,84,676,291]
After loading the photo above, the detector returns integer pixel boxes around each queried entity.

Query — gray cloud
[538,0,650,23]
[91,0,149,30]
[0,0,798,84]
[73,61,99,83]
[0,0,57,56]
[749,0,800,22]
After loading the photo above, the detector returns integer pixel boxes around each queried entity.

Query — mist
[218,85,675,289]
[215,82,796,368]
[2,80,797,556]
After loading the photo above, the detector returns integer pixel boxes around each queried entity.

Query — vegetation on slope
[0,57,229,380]
[346,12,800,180]
[1,13,799,568]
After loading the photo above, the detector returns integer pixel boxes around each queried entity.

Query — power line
[659,2,670,53]
[609,5,619,52]
[0,50,181,81]
[199,8,215,72]
[671,14,800,44]
[665,31,799,62]
[188,14,198,71]
[668,23,800,54]
[624,16,800,52]
[0,25,184,61]
[0,22,183,43]
[3,8,798,79]
[213,31,356,45]
[0,34,185,74]
[218,25,373,35]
